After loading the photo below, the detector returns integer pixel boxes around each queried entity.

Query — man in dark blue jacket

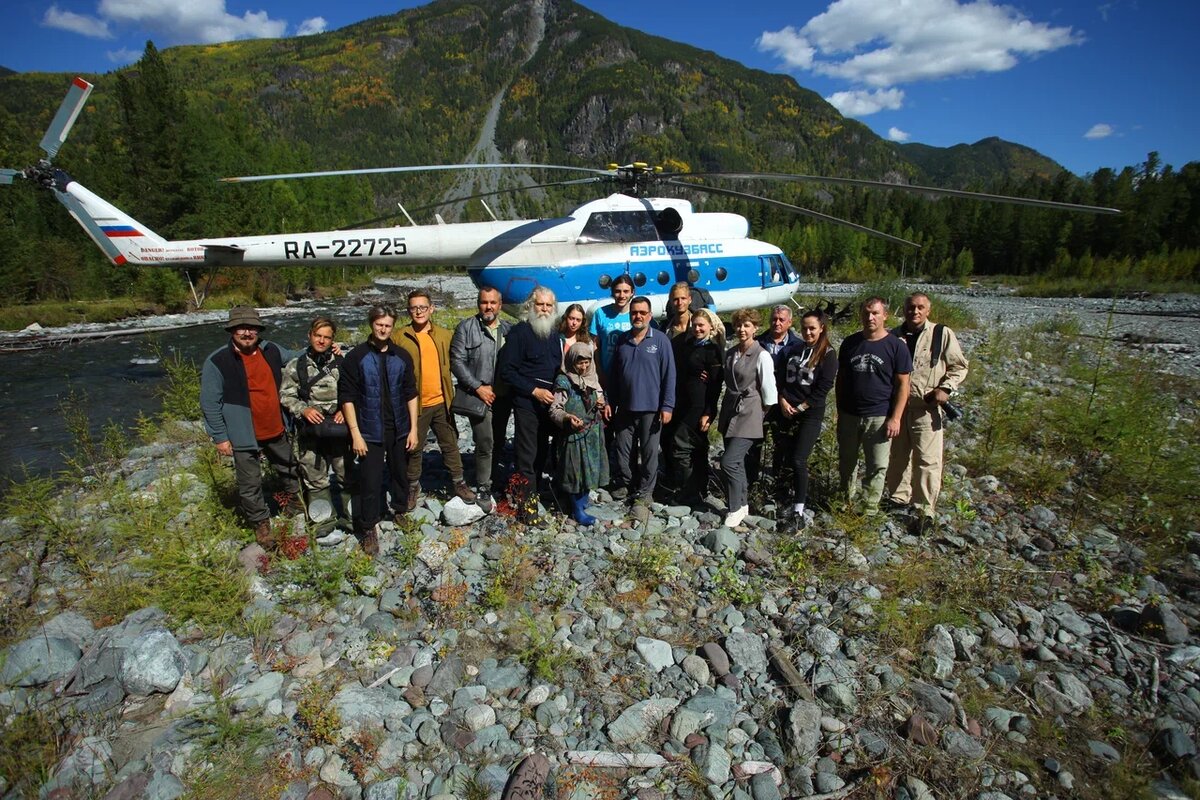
[497,286,562,508]
[201,306,300,548]
[339,306,419,555]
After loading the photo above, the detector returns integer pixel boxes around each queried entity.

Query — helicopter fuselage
[67,180,800,316]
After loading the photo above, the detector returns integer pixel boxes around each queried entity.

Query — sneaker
[475,489,494,513]
[360,526,380,556]
[453,482,477,503]
[723,505,749,528]
[254,519,274,549]
[794,514,809,533]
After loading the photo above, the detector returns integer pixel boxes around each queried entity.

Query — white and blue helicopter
[3,78,1120,317]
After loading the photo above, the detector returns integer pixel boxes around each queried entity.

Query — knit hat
[224,306,266,331]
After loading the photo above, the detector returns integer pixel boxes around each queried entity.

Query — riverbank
[1,318,1197,800]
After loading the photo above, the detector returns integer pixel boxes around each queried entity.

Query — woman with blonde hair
[718,307,777,528]
[665,307,725,506]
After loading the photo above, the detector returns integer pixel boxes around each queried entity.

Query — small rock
[608,697,680,745]
[681,654,710,685]
[905,713,938,747]
[635,637,674,673]
[120,628,187,695]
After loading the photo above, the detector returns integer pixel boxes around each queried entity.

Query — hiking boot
[475,488,495,513]
[453,482,477,503]
[610,486,629,501]
[360,526,380,556]
[406,482,421,512]
[254,519,274,549]
[629,501,650,524]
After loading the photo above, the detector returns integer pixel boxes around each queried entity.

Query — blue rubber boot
[571,492,597,526]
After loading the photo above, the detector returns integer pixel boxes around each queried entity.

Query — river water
[0,302,371,486]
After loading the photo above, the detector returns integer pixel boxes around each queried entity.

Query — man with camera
[885,292,970,533]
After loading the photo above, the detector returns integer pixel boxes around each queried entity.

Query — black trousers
[775,411,824,506]
[355,432,409,534]
[512,405,551,487]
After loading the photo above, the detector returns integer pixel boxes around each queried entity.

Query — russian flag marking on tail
[101,225,140,237]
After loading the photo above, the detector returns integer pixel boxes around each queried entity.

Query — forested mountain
[0,0,1195,307]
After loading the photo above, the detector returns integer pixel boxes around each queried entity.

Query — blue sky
[3,0,1195,177]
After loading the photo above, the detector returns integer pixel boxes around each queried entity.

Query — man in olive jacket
[391,289,476,509]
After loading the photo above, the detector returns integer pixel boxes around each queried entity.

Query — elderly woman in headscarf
[549,342,609,525]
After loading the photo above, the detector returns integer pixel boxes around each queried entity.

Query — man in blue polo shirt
[835,296,912,512]
[607,296,676,522]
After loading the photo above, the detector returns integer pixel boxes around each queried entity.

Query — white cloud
[297,17,328,36]
[106,47,142,64]
[95,0,287,44]
[755,26,814,70]
[43,5,113,39]
[1084,123,1114,139]
[826,88,905,117]
[758,0,1083,114]
[887,126,911,142]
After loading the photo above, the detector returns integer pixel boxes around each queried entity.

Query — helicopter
[3,77,1120,318]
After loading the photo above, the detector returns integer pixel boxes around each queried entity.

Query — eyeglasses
[407,305,431,314]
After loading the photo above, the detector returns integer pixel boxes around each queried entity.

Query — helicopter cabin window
[656,271,670,285]
[761,255,786,287]
[579,211,660,243]
[716,267,728,282]
[634,272,647,287]
[687,269,700,284]
[598,274,612,289]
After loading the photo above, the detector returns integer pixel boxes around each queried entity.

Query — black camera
[942,401,963,423]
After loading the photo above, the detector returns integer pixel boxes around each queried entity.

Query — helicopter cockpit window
[634,272,647,287]
[598,274,612,289]
[579,211,661,243]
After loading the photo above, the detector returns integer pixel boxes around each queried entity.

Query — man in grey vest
[450,286,513,512]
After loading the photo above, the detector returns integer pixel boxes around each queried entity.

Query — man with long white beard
[497,287,563,507]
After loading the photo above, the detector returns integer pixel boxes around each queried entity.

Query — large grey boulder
[120,628,187,695]
[1,635,81,686]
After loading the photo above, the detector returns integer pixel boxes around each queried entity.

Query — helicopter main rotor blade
[221,163,609,184]
[666,179,921,248]
[40,77,93,161]
[683,172,1121,215]
[340,176,606,230]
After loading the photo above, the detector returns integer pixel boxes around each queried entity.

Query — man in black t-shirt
[834,296,912,511]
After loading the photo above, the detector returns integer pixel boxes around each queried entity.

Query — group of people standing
[199,282,967,557]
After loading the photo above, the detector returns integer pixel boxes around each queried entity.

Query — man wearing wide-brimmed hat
[201,306,301,548]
